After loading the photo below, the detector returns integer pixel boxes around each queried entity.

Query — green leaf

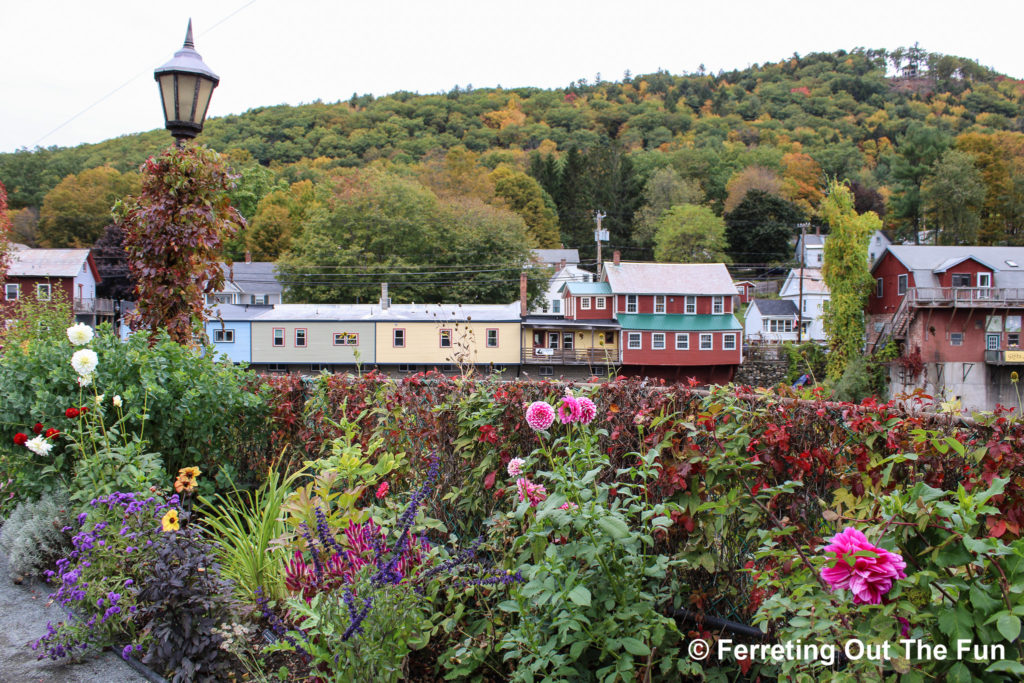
[596,515,630,540]
[969,583,1002,613]
[997,613,1021,642]
[986,660,1024,674]
[621,637,651,657]
[567,585,591,607]
[947,662,973,683]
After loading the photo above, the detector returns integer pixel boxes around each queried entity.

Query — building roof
[220,262,284,294]
[561,281,612,295]
[253,302,522,323]
[882,246,1024,289]
[531,249,580,266]
[616,313,742,331]
[521,316,620,329]
[780,268,829,296]
[253,304,378,322]
[603,262,738,296]
[208,304,273,321]
[750,299,799,317]
[8,248,97,279]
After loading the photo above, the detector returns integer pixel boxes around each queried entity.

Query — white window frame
[712,296,723,314]
[627,332,642,350]
[486,328,499,348]
[36,283,51,301]
[547,331,560,349]
[675,333,689,350]
[654,295,666,314]
[723,333,737,351]
[5,283,19,301]
[596,297,606,310]
[978,272,992,288]
[684,296,696,314]
[551,299,561,314]
[626,295,638,314]
[213,328,234,343]
[699,333,713,350]
[439,329,453,348]
[393,328,405,347]
[252,294,269,305]
[897,274,908,296]
[950,332,964,346]
[652,332,666,349]
[294,328,307,348]
[986,334,1001,351]
[581,296,591,310]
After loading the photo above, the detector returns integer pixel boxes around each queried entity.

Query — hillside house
[4,247,111,326]
[744,299,801,343]
[207,258,284,306]
[779,267,829,342]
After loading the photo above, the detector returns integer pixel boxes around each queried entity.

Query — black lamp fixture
[154,19,219,144]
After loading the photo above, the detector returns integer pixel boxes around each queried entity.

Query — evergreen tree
[724,190,804,263]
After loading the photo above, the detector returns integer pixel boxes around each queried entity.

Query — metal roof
[562,282,612,295]
[603,262,738,295]
[253,302,521,323]
[532,249,580,265]
[750,299,799,317]
[882,246,1024,289]
[219,262,284,294]
[521,316,619,329]
[208,304,272,321]
[8,249,94,278]
[616,313,742,331]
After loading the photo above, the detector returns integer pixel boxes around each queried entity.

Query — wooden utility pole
[594,211,608,266]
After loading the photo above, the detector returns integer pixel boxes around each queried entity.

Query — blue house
[205,304,264,364]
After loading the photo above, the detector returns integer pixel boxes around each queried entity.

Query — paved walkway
[0,552,145,683]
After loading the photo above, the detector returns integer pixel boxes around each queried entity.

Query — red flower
[65,408,80,419]
[32,422,44,434]
[44,428,59,438]
[80,406,90,414]
[13,433,28,446]
[375,482,389,499]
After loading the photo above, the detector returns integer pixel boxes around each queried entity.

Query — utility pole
[594,211,608,267]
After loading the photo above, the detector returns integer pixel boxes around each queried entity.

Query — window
[675,333,689,350]
[393,328,405,347]
[36,284,51,300]
[486,329,499,348]
[765,319,794,333]
[987,334,1001,351]
[213,329,234,343]
[654,295,666,314]
[626,295,638,313]
[5,283,18,301]
[596,297,606,310]
[562,332,574,350]
[712,296,723,314]
[723,333,737,351]
[252,294,269,305]
[551,300,561,314]
[547,332,559,349]
[699,333,713,350]
[333,332,358,346]
[897,274,908,296]
[439,329,452,348]
[876,278,884,297]
[215,293,233,304]
[398,364,416,373]
[627,332,642,350]
[816,252,823,264]
[1009,333,1020,349]
[684,296,696,314]
[652,333,666,349]
[272,328,285,347]
[581,297,591,310]
[803,299,808,313]
[538,366,554,377]
[951,273,971,288]
[294,329,307,347]
[950,332,964,346]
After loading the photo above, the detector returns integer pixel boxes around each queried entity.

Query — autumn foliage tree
[0,180,11,280]
[114,145,245,345]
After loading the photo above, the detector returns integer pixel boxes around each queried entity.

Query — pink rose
[820,527,906,605]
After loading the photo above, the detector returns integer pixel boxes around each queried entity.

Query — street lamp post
[154,19,219,145]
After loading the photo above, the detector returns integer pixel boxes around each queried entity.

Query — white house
[744,299,801,343]
[797,230,891,267]
[779,268,828,342]
[533,264,595,316]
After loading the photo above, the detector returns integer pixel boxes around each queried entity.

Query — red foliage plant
[114,144,245,345]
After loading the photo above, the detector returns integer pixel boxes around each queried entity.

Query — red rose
[65,408,80,419]
[44,428,59,438]
[13,433,28,446]
[79,406,90,414]
[32,422,44,434]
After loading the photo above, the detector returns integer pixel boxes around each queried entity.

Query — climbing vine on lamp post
[820,179,880,382]
[115,145,245,345]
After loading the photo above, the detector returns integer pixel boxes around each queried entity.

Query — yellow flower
[161,509,180,532]
[1012,371,1019,384]
[174,466,201,493]
[180,466,201,478]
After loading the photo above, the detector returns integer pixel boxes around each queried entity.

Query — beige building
[250,305,377,372]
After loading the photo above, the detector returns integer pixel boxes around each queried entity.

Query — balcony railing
[908,287,1024,307]
[985,349,1024,365]
[73,298,115,315]
[521,346,619,365]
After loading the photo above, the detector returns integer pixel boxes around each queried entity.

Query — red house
[3,247,112,326]
[867,245,1024,412]
[602,258,742,384]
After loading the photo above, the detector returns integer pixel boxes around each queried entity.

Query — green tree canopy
[653,204,730,263]
[724,190,804,263]
[922,149,986,245]
[489,165,561,248]
[631,166,705,248]
[39,166,140,248]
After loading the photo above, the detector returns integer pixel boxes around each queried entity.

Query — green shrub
[0,490,71,579]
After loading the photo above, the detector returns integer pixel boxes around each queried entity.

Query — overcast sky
[2,0,1023,154]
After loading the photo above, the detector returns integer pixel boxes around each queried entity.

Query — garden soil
[0,551,145,682]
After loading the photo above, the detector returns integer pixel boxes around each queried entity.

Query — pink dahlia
[525,401,555,430]
[576,396,597,424]
[516,477,547,507]
[507,458,526,477]
[557,395,582,424]
[820,527,906,605]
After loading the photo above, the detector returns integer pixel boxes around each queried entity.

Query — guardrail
[73,298,115,314]
[521,347,619,365]
[909,287,1024,306]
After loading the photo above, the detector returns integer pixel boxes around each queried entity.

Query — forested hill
[2,46,1024,302]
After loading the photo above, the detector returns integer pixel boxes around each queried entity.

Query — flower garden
[1,323,1023,682]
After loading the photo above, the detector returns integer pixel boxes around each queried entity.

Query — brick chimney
[520,272,529,317]
[558,258,566,271]
[244,250,252,264]
[613,250,621,266]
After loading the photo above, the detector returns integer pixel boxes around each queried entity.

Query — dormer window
[951,274,971,288]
